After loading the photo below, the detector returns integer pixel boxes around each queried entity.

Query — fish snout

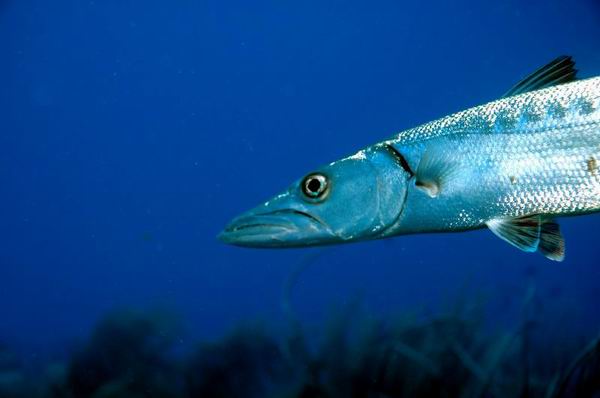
[219,208,335,248]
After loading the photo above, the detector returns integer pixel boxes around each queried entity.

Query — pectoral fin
[414,143,460,198]
[486,215,565,261]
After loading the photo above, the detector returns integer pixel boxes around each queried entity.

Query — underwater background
[1,0,600,397]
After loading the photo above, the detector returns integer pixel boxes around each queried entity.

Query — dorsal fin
[503,56,578,98]
[486,215,565,261]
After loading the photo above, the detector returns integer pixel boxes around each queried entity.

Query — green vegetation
[0,295,598,398]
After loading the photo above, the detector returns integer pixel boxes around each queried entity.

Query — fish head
[219,145,411,247]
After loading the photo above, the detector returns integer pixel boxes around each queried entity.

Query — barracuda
[219,56,600,261]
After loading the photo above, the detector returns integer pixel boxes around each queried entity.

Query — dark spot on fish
[520,105,541,125]
[587,157,597,175]
[494,110,516,132]
[575,98,594,116]
[547,102,566,119]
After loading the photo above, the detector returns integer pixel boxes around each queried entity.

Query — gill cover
[309,146,411,241]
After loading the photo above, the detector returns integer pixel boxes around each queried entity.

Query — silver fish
[220,56,600,261]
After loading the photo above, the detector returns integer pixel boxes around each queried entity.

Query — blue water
[1,0,599,369]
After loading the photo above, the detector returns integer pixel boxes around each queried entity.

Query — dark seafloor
[1,0,600,397]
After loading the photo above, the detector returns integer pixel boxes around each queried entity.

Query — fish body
[220,56,600,261]
[385,75,600,235]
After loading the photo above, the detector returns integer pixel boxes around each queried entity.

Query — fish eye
[301,173,329,200]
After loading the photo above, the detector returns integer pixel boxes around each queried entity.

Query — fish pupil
[307,178,322,194]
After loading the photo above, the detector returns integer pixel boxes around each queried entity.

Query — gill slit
[383,144,415,177]
[376,144,414,237]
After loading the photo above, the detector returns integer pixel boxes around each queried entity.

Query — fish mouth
[218,209,335,248]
